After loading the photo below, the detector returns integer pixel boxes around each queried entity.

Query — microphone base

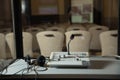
[68,52,70,55]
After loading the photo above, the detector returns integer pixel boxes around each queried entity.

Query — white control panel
[47,52,90,68]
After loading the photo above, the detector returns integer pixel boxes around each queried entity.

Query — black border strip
[11,0,23,58]
[118,0,120,56]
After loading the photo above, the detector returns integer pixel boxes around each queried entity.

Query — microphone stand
[67,34,74,55]
[68,39,72,55]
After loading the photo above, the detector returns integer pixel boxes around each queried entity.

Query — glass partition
[0,0,119,59]
[0,0,14,71]
[21,0,119,58]
[0,0,119,74]
[0,0,13,59]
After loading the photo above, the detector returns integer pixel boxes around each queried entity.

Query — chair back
[25,27,44,52]
[100,30,118,56]
[0,33,6,59]
[46,26,65,33]
[88,26,109,50]
[66,26,86,31]
[36,31,64,57]
[65,30,91,52]
[5,32,33,59]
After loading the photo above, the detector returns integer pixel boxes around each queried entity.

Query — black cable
[32,65,48,80]
[13,65,33,75]
[19,64,35,79]
[0,59,18,75]
[1,58,48,80]
[14,65,39,80]
[36,67,48,72]
[0,59,20,80]
[33,65,38,80]
[13,67,27,75]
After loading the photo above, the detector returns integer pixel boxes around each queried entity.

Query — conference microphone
[67,33,82,55]
[67,34,74,55]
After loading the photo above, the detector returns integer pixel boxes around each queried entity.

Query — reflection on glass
[21,0,119,58]
[0,0,119,60]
